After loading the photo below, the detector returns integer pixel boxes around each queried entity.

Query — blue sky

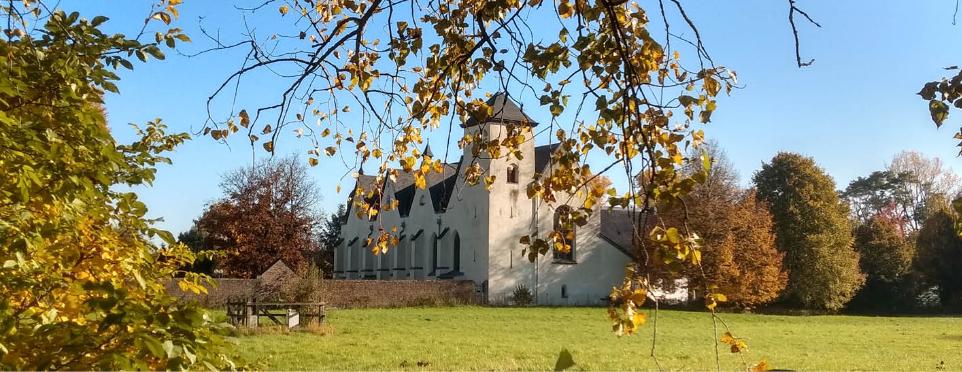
[65,1,962,235]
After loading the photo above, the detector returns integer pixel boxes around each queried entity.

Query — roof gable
[598,208,649,259]
[534,143,561,174]
[462,93,538,128]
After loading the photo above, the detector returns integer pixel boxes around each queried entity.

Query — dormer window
[507,164,519,184]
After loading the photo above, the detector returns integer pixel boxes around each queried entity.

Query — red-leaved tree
[196,156,322,278]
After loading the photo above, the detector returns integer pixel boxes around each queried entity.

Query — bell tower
[460,92,540,303]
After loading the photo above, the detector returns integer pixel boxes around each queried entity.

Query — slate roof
[428,163,460,213]
[534,143,561,174]
[462,92,538,128]
[598,208,650,259]
[343,174,379,223]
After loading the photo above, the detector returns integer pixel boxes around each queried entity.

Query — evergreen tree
[915,208,962,310]
[849,217,916,312]
[753,152,864,311]
[318,204,347,276]
[177,227,215,275]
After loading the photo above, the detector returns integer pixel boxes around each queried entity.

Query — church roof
[598,208,649,259]
[395,162,460,217]
[428,163,460,213]
[534,143,561,174]
[343,174,379,223]
[462,92,538,128]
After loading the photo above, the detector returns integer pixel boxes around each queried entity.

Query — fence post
[246,302,258,328]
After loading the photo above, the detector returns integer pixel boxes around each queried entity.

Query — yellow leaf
[308,157,318,167]
[631,313,646,328]
[279,5,289,15]
[401,156,417,172]
[414,172,427,189]
[628,289,647,305]
[263,141,274,152]
[720,332,735,345]
[484,175,496,190]
[752,360,769,372]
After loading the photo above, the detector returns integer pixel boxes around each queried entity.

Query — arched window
[349,238,360,275]
[506,164,519,184]
[553,205,576,262]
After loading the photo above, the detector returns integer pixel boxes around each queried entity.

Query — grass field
[227,306,962,370]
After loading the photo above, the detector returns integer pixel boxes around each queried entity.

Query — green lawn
[227,306,962,370]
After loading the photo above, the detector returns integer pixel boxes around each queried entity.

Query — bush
[512,284,535,306]
[280,264,325,302]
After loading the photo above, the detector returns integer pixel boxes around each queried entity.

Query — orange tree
[0,1,233,369]
[658,144,787,309]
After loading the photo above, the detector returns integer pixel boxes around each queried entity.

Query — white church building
[333,93,638,305]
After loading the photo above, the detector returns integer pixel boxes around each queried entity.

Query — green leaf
[91,16,109,26]
[666,227,681,244]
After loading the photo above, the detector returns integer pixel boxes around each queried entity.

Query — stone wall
[167,278,479,308]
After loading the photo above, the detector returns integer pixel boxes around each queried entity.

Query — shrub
[280,264,326,303]
[512,284,535,306]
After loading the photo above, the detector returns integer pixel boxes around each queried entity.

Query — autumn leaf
[930,100,950,127]
[628,289,647,305]
[484,175,496,190]
[414,172,427,189]
[752,360,770,372]
[239,109,250,127]
[279,5,289,15]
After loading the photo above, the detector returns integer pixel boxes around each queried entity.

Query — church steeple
[423,143,434,158]
[461,92,538,128]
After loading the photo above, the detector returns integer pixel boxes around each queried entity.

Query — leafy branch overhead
[920,67,962,154]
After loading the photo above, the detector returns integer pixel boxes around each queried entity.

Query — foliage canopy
[0,2,232,369]
[195,156,323,278]
[753,152,864,311]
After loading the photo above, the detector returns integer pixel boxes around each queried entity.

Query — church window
[553,205,576,262]
[561,284,568,299]
[507,164,519,184]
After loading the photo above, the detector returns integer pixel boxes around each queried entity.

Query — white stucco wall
[334,120,634,306]
[532,203,633,305]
